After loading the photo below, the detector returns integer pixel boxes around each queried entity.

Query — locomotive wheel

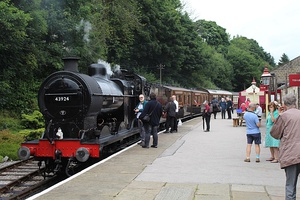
[65,159,77,177]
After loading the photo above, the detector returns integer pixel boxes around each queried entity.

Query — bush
[0,110,24,132]
[0,110,45,160]
[21,110,44,129]
[18,128,44,141]
[0,143,21,160]
[0,130,24,160]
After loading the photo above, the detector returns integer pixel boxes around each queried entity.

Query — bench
[237,112,245,126]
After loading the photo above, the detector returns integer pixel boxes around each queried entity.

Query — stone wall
[272,56,300,85]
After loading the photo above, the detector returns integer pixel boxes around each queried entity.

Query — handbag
[142,114,151,122]
[142,102,159,122]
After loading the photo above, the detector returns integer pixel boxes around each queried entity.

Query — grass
[0,110,44,161]
[0,129,25,161]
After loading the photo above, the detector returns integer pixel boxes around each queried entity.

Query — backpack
[213,102,218,109]
[212,101,218,111]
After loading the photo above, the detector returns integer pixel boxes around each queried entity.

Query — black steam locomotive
[17,57,236,176]
[18,58,149,176]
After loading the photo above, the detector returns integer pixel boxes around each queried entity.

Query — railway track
[0,137,148,199]
[0,158,58,200]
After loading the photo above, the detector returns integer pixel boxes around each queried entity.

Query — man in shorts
[243,103,261,162]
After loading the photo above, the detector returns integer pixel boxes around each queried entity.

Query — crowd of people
[270,94,300,200]
[202,94,300,199]
[241,98,280,163]
[135,93,179,149]
[197,94,300,199]
[241,98,279,164]
[201,97,234,132]
[135,92,300,199]
[241,94,300,200]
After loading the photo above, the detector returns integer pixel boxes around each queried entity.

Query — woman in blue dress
[265,102,280,163]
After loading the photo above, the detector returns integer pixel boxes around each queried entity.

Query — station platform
[29,114,300,200]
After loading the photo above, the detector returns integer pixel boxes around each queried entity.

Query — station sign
[289,74,300,87]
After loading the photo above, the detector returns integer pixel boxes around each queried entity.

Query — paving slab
[29,115,300,200]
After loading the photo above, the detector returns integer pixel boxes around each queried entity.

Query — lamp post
[271,72,277,101]
[260,65,272,115]
[158,64,165,86]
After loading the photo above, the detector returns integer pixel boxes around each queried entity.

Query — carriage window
[178,95,181,103]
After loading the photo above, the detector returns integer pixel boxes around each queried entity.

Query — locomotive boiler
[18,58,149,176]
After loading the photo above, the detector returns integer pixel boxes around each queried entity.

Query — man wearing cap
[134,94,148,145]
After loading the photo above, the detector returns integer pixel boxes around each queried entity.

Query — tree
[193,20,233,89]
[0,1,34,112]
[120,1,187,75]
[91,0,141,65]
[194,20,230,48]
[278,53,290,66]
[0,0,281,114]
[0,0,98,112]
[175,13,207,88]
[227,36,267,91]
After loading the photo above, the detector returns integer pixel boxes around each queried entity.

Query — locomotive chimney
[62,57,80,72]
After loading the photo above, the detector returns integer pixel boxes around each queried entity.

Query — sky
[182,0,300,64]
